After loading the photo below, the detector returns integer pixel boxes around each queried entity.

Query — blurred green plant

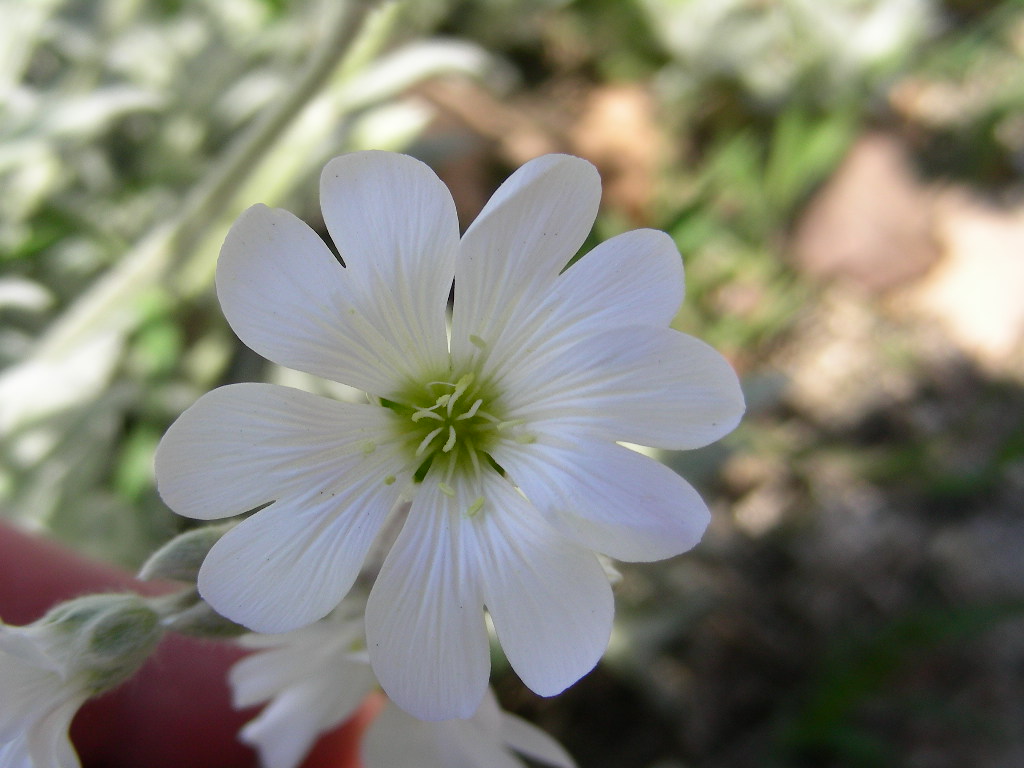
[774,601,1024,768]
[0,0,505,564]
[641,0,936,109]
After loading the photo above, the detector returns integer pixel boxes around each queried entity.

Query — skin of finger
[0,522,367,768]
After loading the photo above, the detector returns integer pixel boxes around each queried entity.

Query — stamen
[416,426,444,456]
[442,425,457,453]
[384,475,396,486]
[360,440,376,455]
[447,373,475,415]
[469,335,488,351]
[515,433,537,444]
[411,409,443,422]
[456,399,483,420]
[467,497,485,516]
[438,482,456,497]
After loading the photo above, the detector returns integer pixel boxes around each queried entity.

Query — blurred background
[2,0,1023,766]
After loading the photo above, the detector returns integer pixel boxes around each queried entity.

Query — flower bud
[33,593,164,694]
[138,523,232,582]
[1,593,165,765]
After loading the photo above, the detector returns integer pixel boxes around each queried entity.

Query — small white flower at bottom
[0,621,91,768]
[230,606,576,768]
[229,611,375,768]
[364,688,575,768]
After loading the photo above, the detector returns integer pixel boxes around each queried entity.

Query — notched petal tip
[469,153,602,234]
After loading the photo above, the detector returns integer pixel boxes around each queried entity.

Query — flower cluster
[0,595,163,767]
[229,608,375,768]
[229,602,575,768]
[155,150,744,728]
[0,621,89,768]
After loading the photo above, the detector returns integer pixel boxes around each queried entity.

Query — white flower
[0,621,91,768]
[229,611,375,768]
[364,689,575,768]
[231,609,576,768]
[1,596,163,768]
[156,151,744,719]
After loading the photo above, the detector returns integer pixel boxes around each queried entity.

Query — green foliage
[666,104,856,354]
[775,602,1024,768]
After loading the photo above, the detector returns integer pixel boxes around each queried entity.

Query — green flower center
[387,371,514,486]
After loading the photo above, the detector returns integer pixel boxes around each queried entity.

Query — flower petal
[239,663,376,768]
[306,662,376,731]
[363,696,527,768]
[0,643,72,745]
[156,383,403,521]
[230,646,310,709]
[27,696,83,768]
[215,204,432,395]
[551,228,683,329]
[495,438,709,562]
[230,615,366,708]
[506,326,745,450]
[470,228,685,387]
[0,738,28,767]
[362,703,448,768]
[0,652,66,741]
[451,154,601,369]
[469,473,613,698]
[198,461,405,633]
[500,711,576,768]
[240,683,323,768]
[0,625,61,671]
[435,720,527,768]
[320,151,459,381]
[365,477,489,721]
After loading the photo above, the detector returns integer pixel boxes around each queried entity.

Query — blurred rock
[569,84,663,224]
[901,191,1024,379]
[791,132,939,292]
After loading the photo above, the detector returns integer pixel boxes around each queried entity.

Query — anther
[442,425,457,453]
[456,399,483,421]
[438,482,456,497]
[447,373,475,415]
[467,497,485,516]
[412,409,443,422]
